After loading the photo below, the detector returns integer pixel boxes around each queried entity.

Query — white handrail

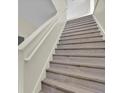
[24,14,61,61]
[19,10,65,62]
[19,0,67,92]
[18,14,57,50]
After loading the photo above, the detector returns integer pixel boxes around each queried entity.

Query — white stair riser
[46,72,105,93]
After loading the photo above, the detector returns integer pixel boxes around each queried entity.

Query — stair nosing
[53,54,105,58]
[63,27,99,34]
[43,78,94,93]
[65,21,96,28]
[43,79,74,93]
[50,61,105,69]
[64,26,98,32]
[59,40,104,45]
[58,40,105,45]
[61,31,100,37]
[67,18,94,23]
[47,68,105,84]
[65,23,97,31]
[66,19,95,26]
[60,35,103,41]
[56,48,105,50]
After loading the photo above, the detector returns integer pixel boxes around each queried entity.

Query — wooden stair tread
[59,37,104,44]
[55,49,104,57]
[65,21,96,28]
[41,15,104,93]
[66,19,95,26]
[58,40,104,45]
[63,26,98,33]
[60,35,102,41]
[43,78,94,93]
[53,54,104,58]
[51,60,105,69]
[65,23,97,31]
[47,67,104,83]
[62,30,100,36]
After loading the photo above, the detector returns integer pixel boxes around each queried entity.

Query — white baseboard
[92,15,105,40]
[32,19,66,93]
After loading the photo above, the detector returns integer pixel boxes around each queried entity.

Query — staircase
[40,15,105,93]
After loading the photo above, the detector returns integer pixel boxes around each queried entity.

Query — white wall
[19,0,57,38]
[94,0,105,31]
[67,0,90,20]
[18,0,67,93]
[52,0,67,13]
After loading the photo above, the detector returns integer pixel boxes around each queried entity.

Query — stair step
[50,63,104,76]
[65,21,96,28]
[64,25,98,33]
[51,60,104,69]
[46,72,104,93]
[42,81,71,93]
[66,19,94,25]
[59,36,103,44]
[53,54,104,58]
[67,15,93,23]
[57,41,105,49]
[53,55,104,66]
[43,78,94,93]
[65,19,95,28]
[65,23,97,31]
[47,67,104,83]
[67,15,93,24]
[62,27,100,36]
[62,30,100,38]
[60,31,101,40]
[55,48,104,57]
[41,15,105,93]
[62,27,99,35]
[67,18,94,25]
[50,62,104,74]
[61,35,102,42]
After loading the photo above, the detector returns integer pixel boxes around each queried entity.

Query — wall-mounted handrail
[24,13,63,61]
[18,0,67,93]
[18,14,57,51]
[19,10,65,62]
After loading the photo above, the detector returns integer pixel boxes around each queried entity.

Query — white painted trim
[19,0,67,93]
[90,0,95,14]
[32,16,66,93]
[24,17,58,61]
[24,10,66,62]
[18,15,57,50]
[92,14,105,40]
